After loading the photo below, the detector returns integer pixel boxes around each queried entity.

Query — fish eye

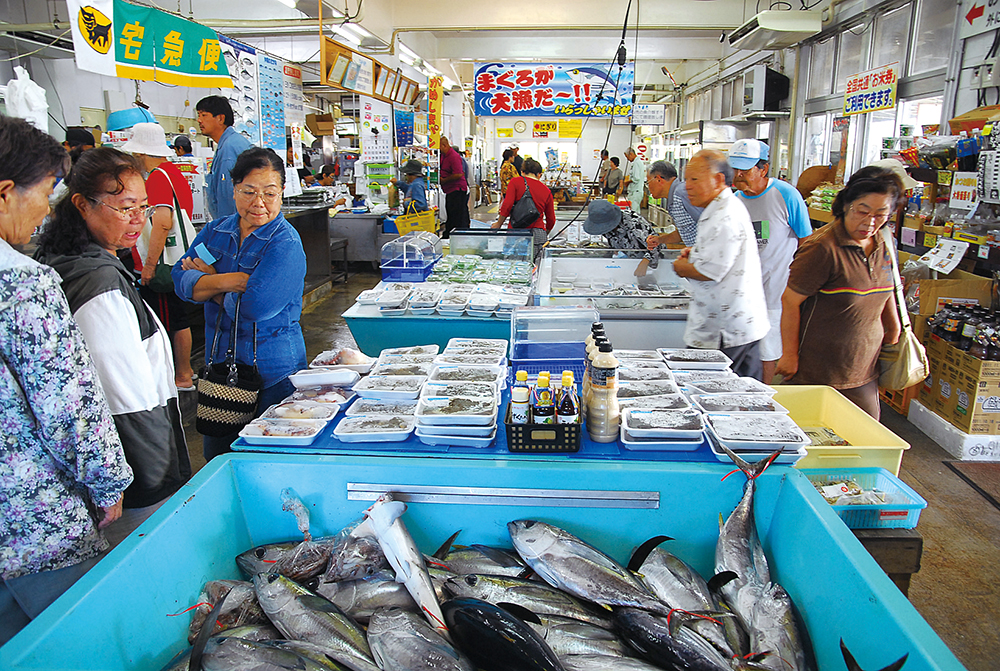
[523,521,536,529]
[464,575,478,586]
[255,548,266,558]
[305,578,318,590]
[266,574,278,584]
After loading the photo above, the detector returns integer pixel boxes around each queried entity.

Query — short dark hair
[173,135,192,151]
[196,96,234,127]
[320,164,336,177]
[610,157,620,167]
[231,147,285,187]
[648,160,677,181]
[37,147,143,257]
[832,169,903,221]
[0,116,70,189]
[522,158,543,176]
[502,149,514,162]
[601,149,609,158]
[754,158,769,171]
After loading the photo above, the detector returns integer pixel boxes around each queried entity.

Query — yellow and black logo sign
[78,5,112,55]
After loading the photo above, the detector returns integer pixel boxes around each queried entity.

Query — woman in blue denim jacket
[172,148,307,460]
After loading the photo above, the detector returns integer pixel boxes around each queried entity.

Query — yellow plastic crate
[773,385,910,476]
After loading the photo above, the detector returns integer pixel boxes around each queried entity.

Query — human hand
[634,258,650,277]
[775,354,798,381]
[140,263,156,286]
[181,256,216,274]
[646,234,661,251]
[224,272,250,294]
[390,177,397,184]
[97,495,123,529]
[678,247,692,259]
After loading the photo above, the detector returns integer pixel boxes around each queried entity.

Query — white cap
[120,122,173,157]
[868,158,919,191]
[728,139,769,171]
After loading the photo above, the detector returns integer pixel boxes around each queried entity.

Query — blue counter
[343,303,511,356]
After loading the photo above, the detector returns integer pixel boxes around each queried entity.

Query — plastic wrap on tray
[619,366,674,382]
[380,344,440,356]
[420,381,497,400]
[260,401,338,421]
[309,348,374,372]
[445,338,508,354]
[287,386,354,406]
[613,349,663,360]
[671,369,737,385]
[434,353,506,367]
[617,380,679,398]
[623,408,705,438]
[688,377,775,395]
[415,396,498,425]
[370,362,434,377]
[706,413,809,449]
[616,393,691,410]
[289,368,361,388]
[332,415,416,443]
[240,419,326,446]
[351,375,426,399]
[692,394,788,414]
[429,365,505,384]
[658,348,733,369]
[344,398,419,416]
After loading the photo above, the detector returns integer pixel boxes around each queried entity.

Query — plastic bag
[6,66,48,132]
[899,257,931,314]
[187,580,268,644]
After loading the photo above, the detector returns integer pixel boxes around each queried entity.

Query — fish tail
[840,639,909,671]
[719,445,782,482]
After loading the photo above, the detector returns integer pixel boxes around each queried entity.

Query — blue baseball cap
[729,139,769,171]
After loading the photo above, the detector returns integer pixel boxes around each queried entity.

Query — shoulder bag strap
[881,226,911,329]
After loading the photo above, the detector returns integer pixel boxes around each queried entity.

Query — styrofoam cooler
[0,454,963,671]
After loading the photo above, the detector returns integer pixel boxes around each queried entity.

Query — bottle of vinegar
[556,371,579,424]
[532,375,555,424]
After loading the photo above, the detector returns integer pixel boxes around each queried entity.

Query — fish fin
[189,590,228,671]
[880,654,909,671]
[840,639,909,671]
[707,570,740,592]
[296,594,342,613]
[433,530,462,559]
[718,512,725,531]
[496,602,542,625]
[626,535,674,572]
[517,566,536,580]
[470,544,524,568]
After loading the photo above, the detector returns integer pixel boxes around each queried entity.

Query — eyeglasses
[91,198,156,221]
[236,188,282,202]
[849,205,895,223]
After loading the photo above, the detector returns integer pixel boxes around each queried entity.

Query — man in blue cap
[729,138,810,383]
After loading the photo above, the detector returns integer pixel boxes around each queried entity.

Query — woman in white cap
[121,122,197,392]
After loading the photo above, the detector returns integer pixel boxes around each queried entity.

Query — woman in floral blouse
[499,148,518,197]
[0,117,132,644]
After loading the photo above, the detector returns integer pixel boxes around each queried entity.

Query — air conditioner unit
[728,10,822,51]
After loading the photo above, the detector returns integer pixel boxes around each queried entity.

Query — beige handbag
[878,227,930,390]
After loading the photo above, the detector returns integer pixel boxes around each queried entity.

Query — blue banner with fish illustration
[474,62,633,117]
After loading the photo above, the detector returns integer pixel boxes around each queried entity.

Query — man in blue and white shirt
[729,139,811,383]
[197,96,253,219]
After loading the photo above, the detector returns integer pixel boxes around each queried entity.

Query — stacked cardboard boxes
[919,336,1000,434]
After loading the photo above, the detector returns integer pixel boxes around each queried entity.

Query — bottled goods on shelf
[556,371,579,425]
[930,303,1000,360]
[587,341,620,443]
[510,370,530,424]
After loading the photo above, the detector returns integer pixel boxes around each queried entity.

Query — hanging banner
[474,62,633,117]
[67,0,231,87]
[429,76,443,151]
[843,62,899,117]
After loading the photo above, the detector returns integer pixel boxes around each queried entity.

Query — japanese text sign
[950,172,979,210]
[474,62,634,117]
[959,1,1000,40]
[428,76,443,151]
[843,62,899,117]
[67,0,231,88]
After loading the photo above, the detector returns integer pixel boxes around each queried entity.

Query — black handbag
[195,294,262,437]
[510,177,540,229]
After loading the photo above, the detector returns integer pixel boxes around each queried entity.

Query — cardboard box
[908,399,1000,460]
[306,113,335,136]
[914,278,993,317]
[919,335,1000,434]
[948,104,1000,135]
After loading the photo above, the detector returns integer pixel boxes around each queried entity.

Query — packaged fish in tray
[259,401,339,422]
[622,408,705,439]
[379,344,440,356]
[671,369,737,386]
[308,348,375,373]
[658,348,733,370]
[413,422,495,437]
[688,377,775,396]
[691,394,789,415]
[370,361,434,377]
[286,385,355,409]
[705,413,810,453]
[616,393,691,411]
[433,353,506,368]
[618,366,674,382]
[351,375,427,400]
[332,415,416,443]
[420,381,498,400]
[375,290,412,307]
[406,289,442,310]
[415,425,497,448]
[354,289,382,305]
[239,419,326,446]
[414,396,498,426]
[617,379,679,398]
[444,338,508,355]
[429,364,506,387]
[376,352,437,365]
[613,349,663,360]
[619,423,702,452]
[344,398,419,417]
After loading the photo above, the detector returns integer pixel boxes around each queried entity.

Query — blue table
[343,303,511,356]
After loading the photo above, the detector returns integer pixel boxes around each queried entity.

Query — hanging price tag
[979,244,991,259]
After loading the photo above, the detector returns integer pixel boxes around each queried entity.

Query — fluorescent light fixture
[442,76,456,89]
[399,53,416,66]
[398,43,418,60]
[330,26,361,46]
[276,0,297,7]
[343,23,372,38]
[425,64,441,75]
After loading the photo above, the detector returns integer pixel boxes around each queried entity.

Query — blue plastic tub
[799,467,928,529]
[0,454,964,671]
[510,340,587,382]
[380,256,438,282]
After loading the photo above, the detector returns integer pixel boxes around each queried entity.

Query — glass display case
[447,229,534,263]
[380,231,442,282]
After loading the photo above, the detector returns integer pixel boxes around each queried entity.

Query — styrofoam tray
[289,368,361,389]
[707,433,807,464]
[414,396,499,426]
[371,362,434,377]
[445,338,508,354]
[286,386,355,409]
[344,398,418,417]
[376,290,411,306]
[616,393,692,410]
[467,309,497,319]
[658,348,734,370]
[617,379,680,398]
[706,413,810,452]
[409,306,437,316]
[377,352,438,364]
[623,408,705,439]
[308,350,375,373]
[259,401,338,422]
[420,381,498,400]
[692,394,789,415]
[332,415,415,443]
[351,375,427,400]
[619,423,703,452]
[355,289,381,305]
[619,366,675,382]
[613,349,663,360]
[414,421,496,437]
[671,369,737,385]
[239,419,326,446]
[689,377,776,396]
[415,425,498,448]
[434,353,507,367]
[429,364,506,387]
[437,307,467,317]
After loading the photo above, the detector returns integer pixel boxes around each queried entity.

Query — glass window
[721,81,733,118]
[863,108,898,166]
[803,114,830,169]
[835,24,869,94]
[808,37,836,99]
[910,0,956,75]
[872,4,911,69]
[732,75,744,116]
[897,95,944,135]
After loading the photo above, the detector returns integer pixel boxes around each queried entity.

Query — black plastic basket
[505,405,582,453]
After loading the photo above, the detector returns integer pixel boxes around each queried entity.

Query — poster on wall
[474,62,634,117]
[257,55,286,155]
[843,62,899,117]
[533,120,556,138]
[394,108,414,147]
[283,64,305,126]
[360,97,393,164]
[216,35,260,146]
[170,156,207,225]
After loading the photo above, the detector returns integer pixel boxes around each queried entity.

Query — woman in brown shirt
[776,169,903,418]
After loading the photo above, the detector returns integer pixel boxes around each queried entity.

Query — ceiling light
[344,23,372,38]
[276,0,297,8]
[330,26,361,46]
[398,43,418,60]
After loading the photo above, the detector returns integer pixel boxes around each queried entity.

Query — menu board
[258,55,286,155]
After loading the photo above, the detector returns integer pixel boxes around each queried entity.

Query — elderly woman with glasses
[775,168,904,418]
[35,147,190,544]
[172,147,307,460]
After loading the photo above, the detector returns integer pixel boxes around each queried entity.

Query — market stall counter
[329,210,389,267]
[282,204,333,293]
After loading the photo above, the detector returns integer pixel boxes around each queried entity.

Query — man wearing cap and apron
[729,139,811,383]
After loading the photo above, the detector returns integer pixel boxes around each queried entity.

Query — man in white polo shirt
[674,149,769,380]
[730,139,811,383]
